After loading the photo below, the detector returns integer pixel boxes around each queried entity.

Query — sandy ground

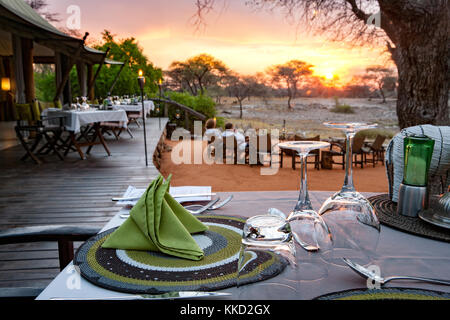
[216,97,399,139]
[159,139,389,193]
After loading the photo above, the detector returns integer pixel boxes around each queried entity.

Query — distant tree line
[164,53,398,117]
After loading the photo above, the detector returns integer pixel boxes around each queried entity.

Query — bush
[331,97,355,114]
[331,104,355,114]
[165,91,217,131]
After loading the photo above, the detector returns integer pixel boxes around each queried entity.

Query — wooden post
[87,64,95,101]
[21,38,35,103]
[12,35,25,104]
[76,61,87,97]
[54,53,74,105]
[184,110,190,130]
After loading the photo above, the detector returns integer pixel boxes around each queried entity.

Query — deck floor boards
[0,118,168,290]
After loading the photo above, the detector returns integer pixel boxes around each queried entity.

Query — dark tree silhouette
[193,0,450,129]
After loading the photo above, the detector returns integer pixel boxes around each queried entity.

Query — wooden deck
[0,118,168,290]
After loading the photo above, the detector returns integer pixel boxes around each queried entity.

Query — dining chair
[222,135,238,164]
[14,101,66,164]
[0,225,100,299]
[127,111,142,128]
[282,135,321,170]
[362,135,387,167]
[256,131,279,166]
[328,136,366,169]
[100,121,134,139]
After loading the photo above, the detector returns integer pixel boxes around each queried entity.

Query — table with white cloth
[110,101,155,119]
[36,190,450,300]
[45,109,128,159]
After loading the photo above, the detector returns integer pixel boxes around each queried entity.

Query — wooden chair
[256,132,278,166]
[100,121,134,139]
[14,102,66,164]
[328,136,366,169]
[352,136,366,168]
[127,111,142,128]
[362,135,387,167]
[222,135,238,164]
[0,225,100,299]
[281,135,321,170]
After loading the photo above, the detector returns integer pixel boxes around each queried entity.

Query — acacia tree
[194,0,449,129]
[364,66,397,103]
[166,54,229,95]
[266,60,313,109]
[225,74,258,118]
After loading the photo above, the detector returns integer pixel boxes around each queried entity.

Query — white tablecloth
[36,191,450,300]
[111,101,155,118]
[45,109,128,133]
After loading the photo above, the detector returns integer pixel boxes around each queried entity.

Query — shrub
[331,97,355,114]
[165,91,217,131]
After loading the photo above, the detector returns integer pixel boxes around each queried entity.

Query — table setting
[36,122,450,301]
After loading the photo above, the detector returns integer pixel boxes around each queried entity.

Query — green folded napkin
[102,174,208,261]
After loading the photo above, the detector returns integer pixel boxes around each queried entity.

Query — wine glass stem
[342,132,356,193]
[294,153,312,212]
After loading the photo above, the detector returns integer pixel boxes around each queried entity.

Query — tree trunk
[238,100,243,119]
[386,4,449,129]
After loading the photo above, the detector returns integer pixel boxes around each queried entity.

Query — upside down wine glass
[236,215,298,300]
[319,122,381,267]
[277,141,333,281]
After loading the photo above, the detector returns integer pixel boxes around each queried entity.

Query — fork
[184,195,234,211]
[119,198,220,219]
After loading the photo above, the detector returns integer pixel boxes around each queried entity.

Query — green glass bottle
[403,134,435,187]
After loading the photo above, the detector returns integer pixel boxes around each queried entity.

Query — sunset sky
[45,0,389,82]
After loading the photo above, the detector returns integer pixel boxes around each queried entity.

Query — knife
[49,291,231,300]
[112,193,217,201]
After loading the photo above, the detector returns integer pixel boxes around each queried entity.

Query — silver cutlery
[343,258,450,286]
[183,195,234,211]
[50,291,231,300]
[112,193,217,201]
[119,198,221,219]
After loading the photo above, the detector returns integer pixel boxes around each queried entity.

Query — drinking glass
[236,215,297,299]
[319,122,381,267]
[277,141,333,280]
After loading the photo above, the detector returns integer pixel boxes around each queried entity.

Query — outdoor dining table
[45,109,129,160]
[35,190,450,300]
[110,101,155,119]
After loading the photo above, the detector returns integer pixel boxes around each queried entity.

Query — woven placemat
[74,215,287,294]
[315,287,450,300]
[369,194,450,242]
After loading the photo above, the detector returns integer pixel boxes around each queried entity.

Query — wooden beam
[107,62,126,95]
[33,56,55,64]
[149,97,206,120]
[88,47,110,94]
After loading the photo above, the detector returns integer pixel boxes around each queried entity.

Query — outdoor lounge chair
[0,225,100,299]
[14,101,66,164]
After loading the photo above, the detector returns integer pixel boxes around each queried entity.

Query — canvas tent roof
[0,0,123,65]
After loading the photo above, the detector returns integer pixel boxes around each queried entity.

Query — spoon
[343,258,450,286]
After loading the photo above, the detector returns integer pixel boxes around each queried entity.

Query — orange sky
[46,0,389,81]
